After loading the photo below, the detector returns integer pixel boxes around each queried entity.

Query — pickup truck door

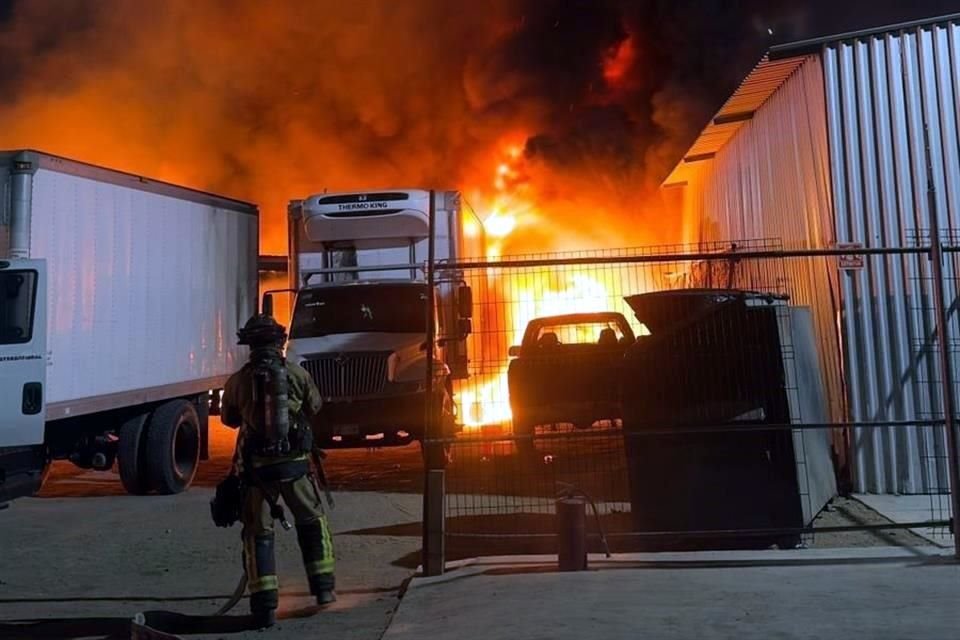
[0,259,47,448]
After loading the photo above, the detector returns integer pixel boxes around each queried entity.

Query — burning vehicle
[507,311,635,449]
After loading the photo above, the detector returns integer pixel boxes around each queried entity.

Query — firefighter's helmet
[237,313,287,348]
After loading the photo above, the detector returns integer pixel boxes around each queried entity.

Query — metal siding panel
[30,168,254,409]
[905,31,947,494]
[692,57,846,432]
[873,35,918,491]
[675,19,960,495]
[822,25,960,494]
[690,57,840,513]
[884,33,927,493]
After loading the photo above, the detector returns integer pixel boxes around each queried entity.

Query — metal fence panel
[428,245,955,567]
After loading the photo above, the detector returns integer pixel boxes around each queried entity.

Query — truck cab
[286,190,482,449]
[0,259,47,502]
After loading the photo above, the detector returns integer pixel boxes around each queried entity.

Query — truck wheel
[118,413,151,495]
[144,400,201,495]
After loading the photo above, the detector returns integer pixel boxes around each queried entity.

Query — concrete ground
[385,549,960,640]
[2,418,956,639]
[0,489,422,639]
[855,493,956,549]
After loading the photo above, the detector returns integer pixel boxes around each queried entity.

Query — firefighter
[220,313,335,628]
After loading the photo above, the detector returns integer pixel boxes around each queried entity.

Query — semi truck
[284,189,483,451]
[0,150,258,502]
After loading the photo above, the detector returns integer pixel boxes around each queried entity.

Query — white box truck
[0,150,258,501]
[284,189,482,451]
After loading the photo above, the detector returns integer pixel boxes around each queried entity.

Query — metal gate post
[924,127,960,558]
[421,189,446,575]
[424,469,446,576]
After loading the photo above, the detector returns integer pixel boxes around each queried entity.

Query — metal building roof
[662,12,960,187]
[662,55,809,186]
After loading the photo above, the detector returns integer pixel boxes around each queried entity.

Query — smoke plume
[1,0,957,254]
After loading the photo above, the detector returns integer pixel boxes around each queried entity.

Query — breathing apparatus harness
[211,314,326,530]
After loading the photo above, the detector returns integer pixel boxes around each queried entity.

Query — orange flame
[456,141,647,431]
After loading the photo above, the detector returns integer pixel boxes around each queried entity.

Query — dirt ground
[0,419,933,639]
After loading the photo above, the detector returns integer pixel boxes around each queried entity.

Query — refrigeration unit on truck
[0,150,258,502]
[285,189,483,450]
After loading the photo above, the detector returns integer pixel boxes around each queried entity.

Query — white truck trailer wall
[822,24,960,494]
[29,167,257,409]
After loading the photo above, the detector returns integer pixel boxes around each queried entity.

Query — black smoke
[1,0,959,251]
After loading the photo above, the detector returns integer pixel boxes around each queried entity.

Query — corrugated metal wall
[685,56,846,431]
[822,24,959,493]
[683,23,960,494]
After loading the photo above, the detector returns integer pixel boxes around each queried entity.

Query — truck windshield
[290,284,427,338]
[0,270,37,345]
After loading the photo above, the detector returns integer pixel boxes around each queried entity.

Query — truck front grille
[301,352,390,399]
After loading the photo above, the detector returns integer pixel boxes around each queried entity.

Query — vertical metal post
[409,238,418,281]
[923,125,960,558]
[557,497,587,571]
[422,189,445,575]
[9,156,34,259]
[287,200,302,291]
[425,469,446,576]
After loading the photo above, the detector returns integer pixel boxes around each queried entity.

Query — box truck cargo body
[285,189,482,450]
[0,150,258,501]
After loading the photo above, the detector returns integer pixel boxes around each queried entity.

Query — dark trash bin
[621,289,805,550]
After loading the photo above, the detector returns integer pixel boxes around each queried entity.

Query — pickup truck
[507,312,635,450]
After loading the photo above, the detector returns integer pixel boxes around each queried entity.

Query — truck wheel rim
[173,419,199,480]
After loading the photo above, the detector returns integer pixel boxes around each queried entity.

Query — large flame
[457,272,614,430]
[456,141,646,431]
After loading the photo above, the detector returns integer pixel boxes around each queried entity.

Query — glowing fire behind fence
[452,148,661,431]
[449,147,782,432]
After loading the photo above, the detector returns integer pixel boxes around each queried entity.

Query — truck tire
[144,399,201,495]
[118,413,151,495]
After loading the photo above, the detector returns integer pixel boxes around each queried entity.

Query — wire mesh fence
[423,240,959,567]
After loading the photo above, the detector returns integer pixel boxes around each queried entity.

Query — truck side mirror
[458,318,472,338]
[458,285,473,319]
[508,345,521,357]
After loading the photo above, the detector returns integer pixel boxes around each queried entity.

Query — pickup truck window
[290,284,427,338]
[534,321,627,346]
[0,269,37,345]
